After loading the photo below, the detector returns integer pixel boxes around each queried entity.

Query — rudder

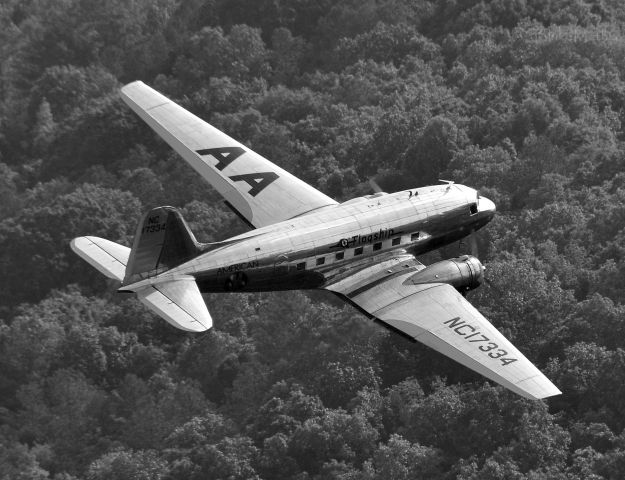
[123,206,201,285]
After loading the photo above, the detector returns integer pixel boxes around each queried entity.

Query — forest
[2,0,625,478]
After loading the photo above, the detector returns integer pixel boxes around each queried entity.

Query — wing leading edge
[326,255,561,400]
[120,81,337,228]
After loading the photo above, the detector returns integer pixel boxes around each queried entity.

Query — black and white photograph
[2,1,625,478]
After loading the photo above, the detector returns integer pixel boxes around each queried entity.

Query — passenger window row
[295,232,422,271]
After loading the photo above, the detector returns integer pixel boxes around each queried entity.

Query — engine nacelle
[407,255,485,293]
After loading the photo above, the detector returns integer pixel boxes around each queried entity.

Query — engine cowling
[407,255,485,293]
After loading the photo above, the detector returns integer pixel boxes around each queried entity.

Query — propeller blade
[469,230,478,257]
[369,178,383,193]
[458,230,478,256]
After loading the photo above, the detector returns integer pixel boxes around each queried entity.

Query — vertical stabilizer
[123,206,201,285]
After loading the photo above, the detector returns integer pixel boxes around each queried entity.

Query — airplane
[70,81,561,401]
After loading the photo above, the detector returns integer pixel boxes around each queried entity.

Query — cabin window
[470,203,478,215]
[354,247,364,255]
[411,232,420,241]
[335,252,344,260]
[392,237,401,246]
[316,257,325,266]
[296,262,306,270]
[373,242,382,251]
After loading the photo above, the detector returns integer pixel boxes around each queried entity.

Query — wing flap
[120,81,337,228]
[137,277,212,332]
[326,259,560,400]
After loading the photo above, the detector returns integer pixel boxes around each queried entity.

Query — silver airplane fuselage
[122,183,495,294]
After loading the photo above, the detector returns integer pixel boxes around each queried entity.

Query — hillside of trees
[2,0,625,478]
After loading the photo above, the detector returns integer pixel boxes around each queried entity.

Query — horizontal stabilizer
[136,277,212,332]
[70,236,130,282]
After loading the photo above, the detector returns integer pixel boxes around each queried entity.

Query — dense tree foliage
[2,0,625,477]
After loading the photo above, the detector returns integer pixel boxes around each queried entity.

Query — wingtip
[518,380,562,401]
[69,236,82,252]
[538,385,562,400]
[121,80,145,93]
[120,81,150,105]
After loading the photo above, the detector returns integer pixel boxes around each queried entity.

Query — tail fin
[71,207,212,332]
[123,206,201,285]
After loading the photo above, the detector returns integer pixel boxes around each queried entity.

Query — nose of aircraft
[478,195,496,220]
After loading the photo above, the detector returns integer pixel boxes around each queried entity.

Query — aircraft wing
[120,81,337,228]
[325,254,561,400]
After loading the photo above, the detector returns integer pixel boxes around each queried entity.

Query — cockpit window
[470,203,478,215]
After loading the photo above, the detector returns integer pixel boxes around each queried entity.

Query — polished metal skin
[70,82,561,400]
[121,184,494,294]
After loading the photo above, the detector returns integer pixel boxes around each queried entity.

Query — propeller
[369,177,383,193]
[459,188,481,256]
[457,230,478,257]
[469,230,478,256]
[461,234,505,300]
[435,183,504,299]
